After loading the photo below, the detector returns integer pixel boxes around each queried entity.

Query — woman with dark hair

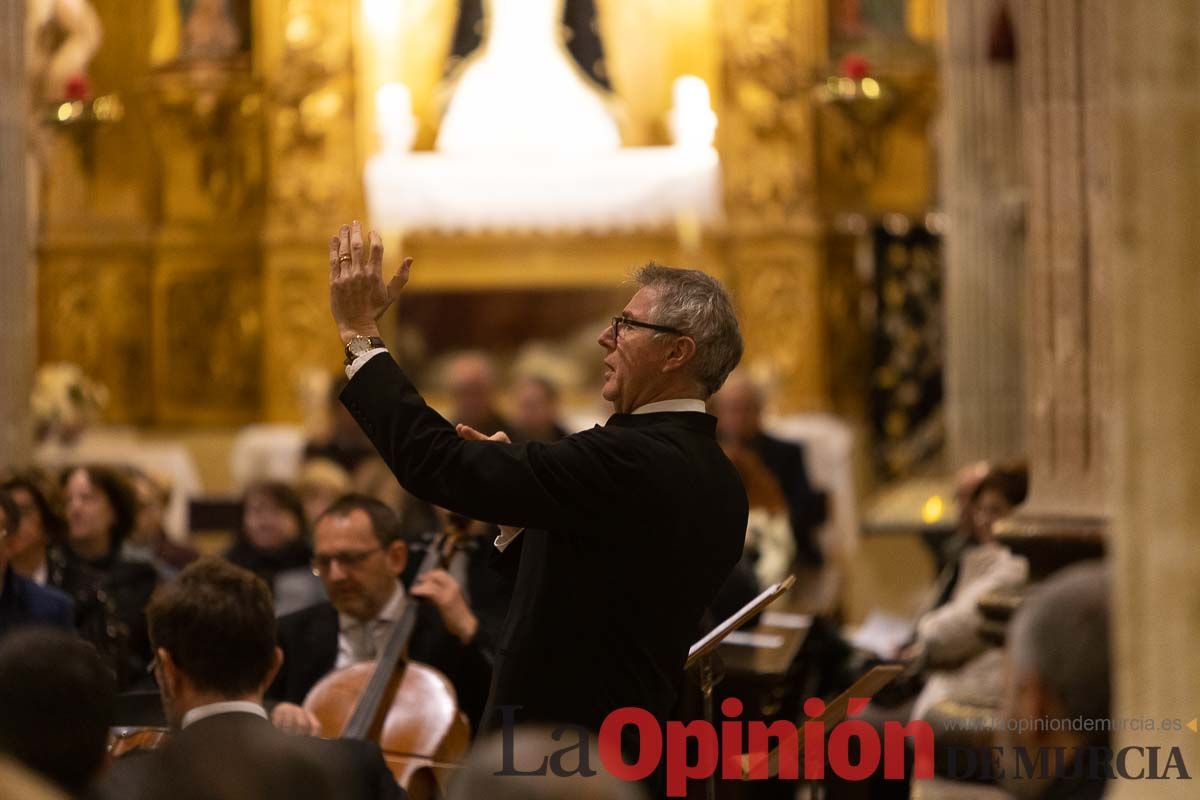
[225,481,325,615]
[1,472,132,681]
[59,465,160,687]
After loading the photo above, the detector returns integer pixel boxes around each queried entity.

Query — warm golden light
[921,495,946,524]
[56,102,75,122]
[861,78,881,99]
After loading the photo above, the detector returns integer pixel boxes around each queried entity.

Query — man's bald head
[710,370,764,444]
[445,351,501,430]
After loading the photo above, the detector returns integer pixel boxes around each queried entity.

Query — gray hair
[1008,561,1110,728]
[634,262,743,397]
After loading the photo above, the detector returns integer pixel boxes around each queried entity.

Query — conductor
[327,222,748,741]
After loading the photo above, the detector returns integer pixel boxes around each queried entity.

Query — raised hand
[328,220,413,344]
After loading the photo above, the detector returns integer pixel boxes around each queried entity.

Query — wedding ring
[338,254,352,263]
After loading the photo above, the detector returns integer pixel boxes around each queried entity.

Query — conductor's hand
[271,702,323,737]
[454,425,523,543]
[411,569,479,645]
[329,220,413,344]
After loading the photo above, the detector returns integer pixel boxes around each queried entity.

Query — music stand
[733,664,904,780]
[686,575,795,800]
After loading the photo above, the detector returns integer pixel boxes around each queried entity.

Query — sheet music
[722,631,786,649]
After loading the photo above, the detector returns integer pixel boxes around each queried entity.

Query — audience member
[0,628,115,796]
[297,457,352,527]
[907,463,1030,720]
[721,443,795,588]
[225,481,325,616]
[0,492,73,635]
[710,371,826,564]
[1000,562,1110,799]
[100,558,402,800]
[303,375,377,473]
[268,495,493,733]
[970,463,1028,543]
[444,351,511,435]
[59,466,159,686]
[0,471,59,580]
[510,374,568,442]
[125,467,199,574]
[0,473,124,678]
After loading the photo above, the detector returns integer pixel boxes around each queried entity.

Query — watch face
[348,338,371,357]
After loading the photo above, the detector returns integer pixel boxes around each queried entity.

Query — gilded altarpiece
[716,0,830,411]
[36,0,932,425]
[258,0,362,421]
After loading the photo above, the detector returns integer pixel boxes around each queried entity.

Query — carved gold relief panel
[262,250,342,421]
[260,0,362,236]
[727,237,828,412]
[716,0,826,232]
[37,246,153,424]
[153,256,262,424]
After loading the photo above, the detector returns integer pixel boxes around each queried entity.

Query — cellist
[268,495,495,734]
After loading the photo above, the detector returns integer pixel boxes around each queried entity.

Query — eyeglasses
[311,547,383,575]
[610,316,684,343]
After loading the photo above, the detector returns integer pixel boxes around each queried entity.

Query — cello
[302,528,471,798]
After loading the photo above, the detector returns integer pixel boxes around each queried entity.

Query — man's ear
[1016,671,1055,746]
[661,335,698,374]
[261,646,285,692]
[386,539,408,578]
[157,647,181,696]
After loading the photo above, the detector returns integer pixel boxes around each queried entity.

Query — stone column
[0,0,32,468]
[942,0,1026,466]
[1108,1,1200,789]
[1008,0,1111,524]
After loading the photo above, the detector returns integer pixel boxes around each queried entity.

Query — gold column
[715,0,829,411]
[1108,0,1200,789]
[258,0,363,421]
[0,0,32,466]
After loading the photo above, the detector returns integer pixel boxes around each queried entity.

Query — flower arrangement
[31,363,109,444]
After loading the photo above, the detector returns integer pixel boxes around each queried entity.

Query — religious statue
[180,0,242,61]
[25,0,102,102]
[436,0,621,156]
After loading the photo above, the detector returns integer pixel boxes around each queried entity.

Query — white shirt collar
[181,701,268,729]
[631,398,707,415]
[338,583,405,632]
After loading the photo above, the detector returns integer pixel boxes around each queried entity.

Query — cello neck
[340,529,461,741]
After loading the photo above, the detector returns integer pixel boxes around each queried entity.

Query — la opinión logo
[495,698,936,797]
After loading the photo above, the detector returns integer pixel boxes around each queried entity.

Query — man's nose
[327,560,347,581]
[598,325,614,348]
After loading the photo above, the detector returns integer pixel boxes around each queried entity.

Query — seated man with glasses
[268,494,493,733]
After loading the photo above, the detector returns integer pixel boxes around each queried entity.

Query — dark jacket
[48,544,158,688]
[0,566,74,636]
[99,710,403,800]
[341,354,748,735]
[749,432,826,564]
[268,597,494,732]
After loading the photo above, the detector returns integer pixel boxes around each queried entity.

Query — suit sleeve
[341,354,655,532]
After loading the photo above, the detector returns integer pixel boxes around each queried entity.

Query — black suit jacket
[99,711,403,800]
[268,597,494,732]
[750,432,826,564]
[342,354,748,734]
